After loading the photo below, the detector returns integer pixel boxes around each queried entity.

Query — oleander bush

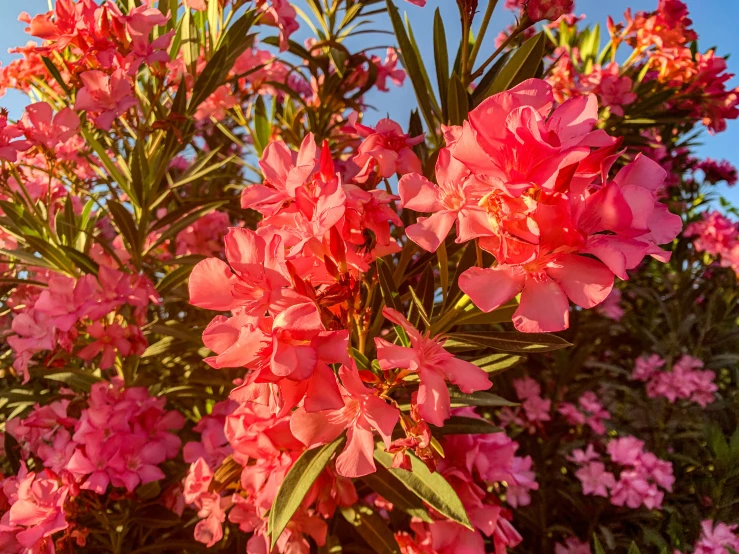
[0,0,737,553]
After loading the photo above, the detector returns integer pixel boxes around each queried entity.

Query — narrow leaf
[374,445,472,530]
[269,437,345,548]
[339,505,400,554]
[488,32,545,95]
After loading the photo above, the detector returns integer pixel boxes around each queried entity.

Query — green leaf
[444,331,571,353]
[254,96,272,155]
[469,353,523,374]
[376,258,403,314]
[408,286,431,329]
[360,465,433,522]
[442,240,476,311]
[108,201,141,267]
[449,388,517,408]
[472,51,510,105]
[189,10,257,112]
[385,0,438,130]
[42,370,102,393]
[59,246,99,275]
[269,437,345,548]
[488,32,545,95]
[593,534,606,554]
[129,505,183,529]
[41,56,70,95]
[447,73,469,125]
[431,416,501,436]
[4,433,21,474]
[157,265,194,297]
[433,9,449,118]
[146,200,230,253]
[81,129,131,197]
[374,445,472,530]
[339,505,400,554]
[627,543,642,554]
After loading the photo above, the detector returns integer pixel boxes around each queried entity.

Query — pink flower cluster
[183,399,354,553]
[0,464,69,553]
[558,391,611,435]
[188,125,501,479]
[596,288,625,321]
[547,0,739,133]
[394,409,533,554]
[684,520,739,554]
[400,78,679,333]
[632,354,718,407]
[6,266,156,381]
[7,378,184,494]
[685,211,739,277]
[571,436,674,510]
[696,159,738,186]
[13,1,178,130]
[499,377,551,433]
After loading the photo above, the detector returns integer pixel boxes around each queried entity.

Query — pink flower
[513,377,541,400]
[642,355,718,407]
[692,520,739,554]
[184,0,207,10]
[240,134,319,216]
[0,464,69,550]
[567,444,599,464]
[21,102,79,149]
[0,113,32,162]
[522,395,551,423]
[7,309,56,383]
[189,227,296,315]
[632,353,666,381]
[125,30,173,76]
[460,152,680,332]
[526,0,574,22]
[596,288,624,321]
[290,364,399,477]
[696,159,737,186]
[373,48,406,92]
[352,118,423,184]
[555,537,592,554]
[77,321,140,369]
[583,63,637,117]
[610,469,663,509]
[607,436,645,466]
[375,307,491,426]
[575,461,615,497]
[74,69,138,130]
[559,402,587,425]
[256,0,299,52]
[399,148,491,252]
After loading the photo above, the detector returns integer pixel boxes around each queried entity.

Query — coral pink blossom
[291,364,399,477]
[352,118,423,183]
[184,0,207,10]
[399,148,491,252]
[256,0,299,52]
[21,102,79,149]
[375,307,491,426]
[0,113,32,162]
[0,464,68,550]
[527,0,574,22]
[74,69,138,130]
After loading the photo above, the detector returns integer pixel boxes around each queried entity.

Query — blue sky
[1,0,737,203]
